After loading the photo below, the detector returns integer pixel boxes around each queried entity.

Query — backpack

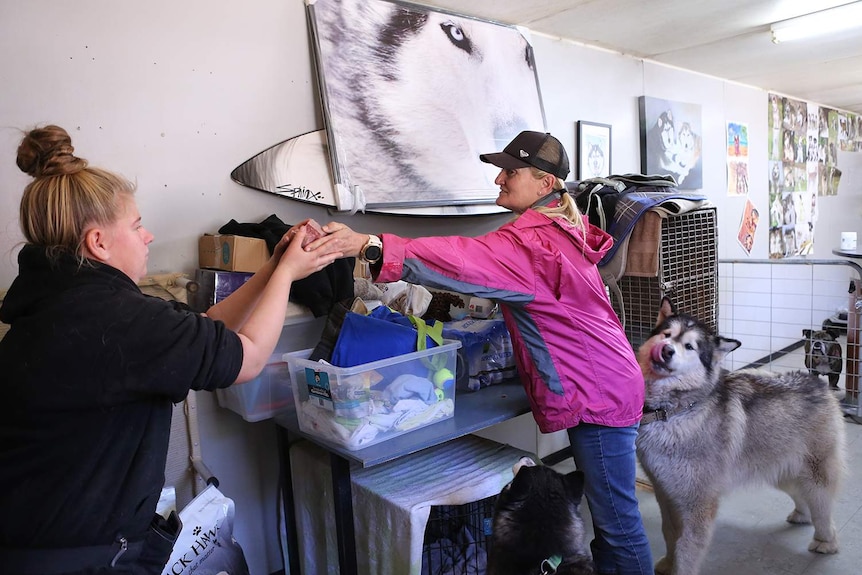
[569,178,626,231]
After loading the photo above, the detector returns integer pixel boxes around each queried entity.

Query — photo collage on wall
[838,112,862,153]
[767,94,862,259]
[768,95,820,258]
[768,93,862,258]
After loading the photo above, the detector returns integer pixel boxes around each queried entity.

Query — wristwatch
[359,234,383,264]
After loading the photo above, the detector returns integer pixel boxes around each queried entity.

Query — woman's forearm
[232,263,295,382]
[205,258,277,331]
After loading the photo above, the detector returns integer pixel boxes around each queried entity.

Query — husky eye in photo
[440,21,472,53]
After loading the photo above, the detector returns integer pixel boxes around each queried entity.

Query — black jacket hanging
[218,214,355,316]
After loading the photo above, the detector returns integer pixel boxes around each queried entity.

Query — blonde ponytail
[530,168,584,232]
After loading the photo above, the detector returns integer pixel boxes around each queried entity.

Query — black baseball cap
[480,131,570,180]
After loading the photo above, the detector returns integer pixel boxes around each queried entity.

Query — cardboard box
[188,268,254,312]
[198,234,269,273]
[284,340,462,451]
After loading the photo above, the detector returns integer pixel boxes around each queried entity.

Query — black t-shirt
[0,246,243,548]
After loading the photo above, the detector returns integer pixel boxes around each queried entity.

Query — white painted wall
[2,2,861,573]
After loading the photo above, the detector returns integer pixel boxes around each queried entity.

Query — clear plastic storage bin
[216,355,292,422]
[284,340,461,450]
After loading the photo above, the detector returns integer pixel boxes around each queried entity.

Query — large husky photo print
[309,0,546,208]
[636,299,846,575]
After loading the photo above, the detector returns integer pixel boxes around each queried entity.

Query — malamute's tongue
[651,342,668,365]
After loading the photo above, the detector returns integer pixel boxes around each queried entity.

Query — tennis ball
[433,368,454,388]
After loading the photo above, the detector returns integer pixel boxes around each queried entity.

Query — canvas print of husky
[309,0,546,209]
[639,96,703,189]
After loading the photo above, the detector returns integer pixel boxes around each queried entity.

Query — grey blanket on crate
[290,436,535,575]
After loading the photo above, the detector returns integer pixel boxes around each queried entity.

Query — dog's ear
[512,456,536,476]
[656,297,676,327]
[803,329,812,339]
[713,336,741,363]
[825,327,841,340]
[565,469,585,503]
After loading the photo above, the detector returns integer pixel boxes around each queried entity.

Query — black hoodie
[0,245,242,549]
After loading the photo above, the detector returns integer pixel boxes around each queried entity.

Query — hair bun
[16,125,88,178]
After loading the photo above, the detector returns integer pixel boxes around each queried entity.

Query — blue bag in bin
[330,306,442,368]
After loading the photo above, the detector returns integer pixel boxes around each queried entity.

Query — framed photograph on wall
[577,121,612,179]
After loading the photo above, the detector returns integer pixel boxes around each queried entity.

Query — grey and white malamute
[636,299,846,575]
[488,457,595,575]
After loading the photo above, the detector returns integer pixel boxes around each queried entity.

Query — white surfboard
[231,129,338,208]
[231,130,508,217]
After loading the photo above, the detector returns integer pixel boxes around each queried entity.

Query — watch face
[364,245,382,261]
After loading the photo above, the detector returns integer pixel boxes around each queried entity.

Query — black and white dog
[488,457,595,575]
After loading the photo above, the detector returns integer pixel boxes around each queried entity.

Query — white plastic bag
[161,485,250,575]
[375,280,433,316]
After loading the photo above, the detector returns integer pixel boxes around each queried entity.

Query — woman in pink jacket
[319,131,652,575]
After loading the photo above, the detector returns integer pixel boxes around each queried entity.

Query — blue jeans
[567,423,653,575]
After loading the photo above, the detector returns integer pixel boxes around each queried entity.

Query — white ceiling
[416,0,862,114]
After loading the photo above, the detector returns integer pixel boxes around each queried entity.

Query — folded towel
[625,210,662,277]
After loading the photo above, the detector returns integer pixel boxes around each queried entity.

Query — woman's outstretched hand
[315,222,369,259]
[275,223,342,281]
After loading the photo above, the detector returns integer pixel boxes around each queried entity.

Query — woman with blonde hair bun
[0,125,342,574]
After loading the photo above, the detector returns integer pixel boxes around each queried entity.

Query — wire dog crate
[421,494,497,574]
[609,207,719,350]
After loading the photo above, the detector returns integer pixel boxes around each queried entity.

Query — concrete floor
[554,343,862,575]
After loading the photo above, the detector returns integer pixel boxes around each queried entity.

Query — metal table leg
[278,427,302,575]
[331,453,358,575]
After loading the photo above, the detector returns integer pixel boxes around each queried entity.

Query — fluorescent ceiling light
[770,1,862,43]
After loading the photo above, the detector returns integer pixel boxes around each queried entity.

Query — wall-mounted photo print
[737,198,759,255]
[726,122,749,196]
[308,0,546,211]
[577,121,611,179]
[639,96,703,189]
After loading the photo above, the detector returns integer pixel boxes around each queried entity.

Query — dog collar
[641,401,696,425]
[541,555,562,574]
[640,407,668,425]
